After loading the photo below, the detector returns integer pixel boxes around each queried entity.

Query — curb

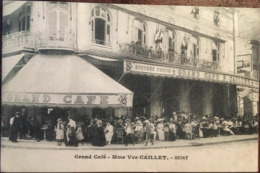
[1,137,258,151]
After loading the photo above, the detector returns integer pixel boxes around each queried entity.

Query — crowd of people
[7,111,259,147]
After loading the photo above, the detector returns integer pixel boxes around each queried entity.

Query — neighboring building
[2,2,259,133]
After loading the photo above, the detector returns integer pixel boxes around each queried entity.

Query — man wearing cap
[9,112,21,142]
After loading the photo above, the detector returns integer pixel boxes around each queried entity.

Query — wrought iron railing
[119,43,221,71]
[2,31,75,53]
[2,31,39,52]
[39,31,74,49]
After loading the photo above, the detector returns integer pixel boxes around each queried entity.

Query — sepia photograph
[1,0,259,172]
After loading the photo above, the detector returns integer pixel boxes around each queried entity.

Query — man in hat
[9,112,21,142]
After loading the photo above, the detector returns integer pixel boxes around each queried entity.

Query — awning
[88,55,120,62]
[2,53,25,81]
[2,54,133,108]
[3,1,27,17]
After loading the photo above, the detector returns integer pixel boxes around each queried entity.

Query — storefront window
[92,6,111,46]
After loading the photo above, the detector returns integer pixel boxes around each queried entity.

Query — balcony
[39,31,74,51]
[2,31,75,54]
[2,31,39,54]
[119,43,221,71]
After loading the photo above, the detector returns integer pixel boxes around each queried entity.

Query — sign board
[124,60,259,88]
[2,93,133,107]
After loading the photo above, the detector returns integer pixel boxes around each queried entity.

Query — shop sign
[124,60,259,88]
[2,93,133,107]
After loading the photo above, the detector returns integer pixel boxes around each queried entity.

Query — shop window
[212,41,220,62]
[92,6,111,46]
[133,19,147,45]
[191,7,199,19]
[214,11,220,27]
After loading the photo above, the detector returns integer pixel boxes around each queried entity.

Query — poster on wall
[1,0,259,172]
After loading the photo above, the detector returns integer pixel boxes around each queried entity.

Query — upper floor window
[91,7,111,46]
[19,15,30,31]
[191,7,199,19]
[214,11,220,27]
[47,2,70,41]
[212,41,220,62]
[133,19,147,46]
[167,30,176,52]
[189,35,200,59]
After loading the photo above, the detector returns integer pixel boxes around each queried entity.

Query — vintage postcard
[1,0,259,172]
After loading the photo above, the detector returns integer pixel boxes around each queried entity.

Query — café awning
[2,53,25,82]
[3,1,27,17]
[2,54,133,108]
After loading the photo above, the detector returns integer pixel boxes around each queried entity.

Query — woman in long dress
[104,122,114,145]
[157,119,165,141]
[92,120,106,146]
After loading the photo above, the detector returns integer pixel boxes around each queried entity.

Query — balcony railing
[39,31,74,50]
[119,43,221,71]
[2,31,75,53]
[2,31,39,53]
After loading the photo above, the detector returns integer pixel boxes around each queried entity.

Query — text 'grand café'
[1,1,259,136]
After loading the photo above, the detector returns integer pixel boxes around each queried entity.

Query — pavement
[1,134,258,150]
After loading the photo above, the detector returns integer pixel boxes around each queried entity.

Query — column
[223,84,231,117]
[179,80,190,113]
[203,83,213,115]
[150,77,163,117]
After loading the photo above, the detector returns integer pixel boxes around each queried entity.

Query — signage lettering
[2,93,132,107]
[124,60,258,88]
[32,94,40,103]
[63,95,72,104]
[87,96,96,104]
[100,96,109,104]
[74,96,84,104]
[43,95,51,103]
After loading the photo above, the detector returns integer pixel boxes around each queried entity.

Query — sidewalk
[1,134,258,150]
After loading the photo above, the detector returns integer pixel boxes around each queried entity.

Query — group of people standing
[8,111,258,147]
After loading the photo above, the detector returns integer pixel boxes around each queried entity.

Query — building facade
[2,2,259,131]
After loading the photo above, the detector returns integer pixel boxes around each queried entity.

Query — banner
[124,60,259,88]
[2,93,133,107]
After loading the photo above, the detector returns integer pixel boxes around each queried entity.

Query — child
[55,118,64,146]
[76,122,84,145]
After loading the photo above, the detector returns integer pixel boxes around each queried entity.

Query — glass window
[133,19,147,45]
[92,7,111,46]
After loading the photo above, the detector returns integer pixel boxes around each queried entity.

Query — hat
[144,120,149,124]
[125,119,131,123]
[15,112,20,115]
[134,117,140,121]
[57,118,62,122]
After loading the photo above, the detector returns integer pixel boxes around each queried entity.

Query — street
[1,140,258,172]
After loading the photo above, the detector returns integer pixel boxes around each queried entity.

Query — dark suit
[10,116,20,142]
